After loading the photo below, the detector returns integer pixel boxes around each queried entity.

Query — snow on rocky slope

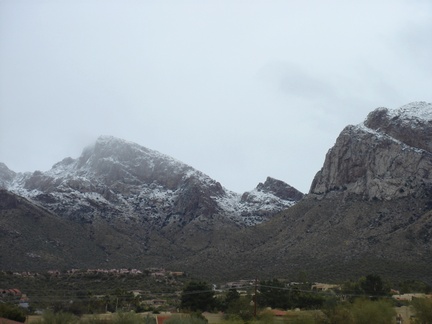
[2,136,303,227]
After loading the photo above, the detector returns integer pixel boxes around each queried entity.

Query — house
[168,272,184,277]
[1,289,22,298]
[147,267,165,273]
[392,293,432,301]
[151,272,166,278]
[226,282,244,289]
[311,283,341,291]
[142,299,167,307]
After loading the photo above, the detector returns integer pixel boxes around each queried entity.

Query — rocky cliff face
[2,136,302,228]
[310,102,432,200]
[0,163,15,189]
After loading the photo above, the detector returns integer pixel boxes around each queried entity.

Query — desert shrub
[221,314,244,323]
[225,296,254,321]
[164,314,208,324]
[257,310,274,324]
[111,311,145,324]
[411,297,432,324]
[351,298,395,324]
[143,314,157,324]
[323,303,354,324]
[290,313,316,324]
[398,280,432,294]
[32,310,79,324]
[323,298,395,324]
[0,303,27,322]
[80,315,111,324]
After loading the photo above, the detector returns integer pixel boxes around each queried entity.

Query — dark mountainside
[1,101,431,283]
[0,190,108,270]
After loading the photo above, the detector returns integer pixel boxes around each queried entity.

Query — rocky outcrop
[0,163,15,189]
[255,176,304,201]
[310,102,432,200]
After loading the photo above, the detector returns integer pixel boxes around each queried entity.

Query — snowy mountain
[2,136,303,228]
[1,102,432,282]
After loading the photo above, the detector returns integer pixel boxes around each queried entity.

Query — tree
[225,296,254,322]
[361,274,385,296]
[180,281,215,312]
[398,280,432,294]
[223,288,240,310]
[258,279,290,309]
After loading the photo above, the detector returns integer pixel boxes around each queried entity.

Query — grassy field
[23,306,414,324]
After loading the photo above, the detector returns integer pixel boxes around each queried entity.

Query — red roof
[156,315,171,324]
[270,309,288,316]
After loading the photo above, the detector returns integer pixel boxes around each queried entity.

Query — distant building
[311,283,341,291]
[392,293,432,301]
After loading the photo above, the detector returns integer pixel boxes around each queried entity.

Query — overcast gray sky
[1,0,431,194]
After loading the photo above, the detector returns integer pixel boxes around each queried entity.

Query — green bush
[225,297,254,321]
[291,314,316,324]
[411,297,432,323]
[221,314,244,324]
[79,315,111,324]
[143,314,157,324]
[324,299,395,324]
[323,304,354,324]
[32,310,79,324]
[111,311,145,324]
[164,314,208,324]
[0,303,27,322]
[351,299,395,324]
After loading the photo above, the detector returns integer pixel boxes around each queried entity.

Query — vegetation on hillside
[1,271,432,323]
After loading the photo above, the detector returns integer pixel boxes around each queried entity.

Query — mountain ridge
[1,101,431,282]
[1,135,303,228]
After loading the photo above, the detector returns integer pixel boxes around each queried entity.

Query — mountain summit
[3,136,302,228]
[310,101,432,200]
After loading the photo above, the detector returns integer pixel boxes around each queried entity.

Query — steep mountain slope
[0,189,106,270]
[0,136,303,272]
[241,101,432,282]
[161,102,432,282]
